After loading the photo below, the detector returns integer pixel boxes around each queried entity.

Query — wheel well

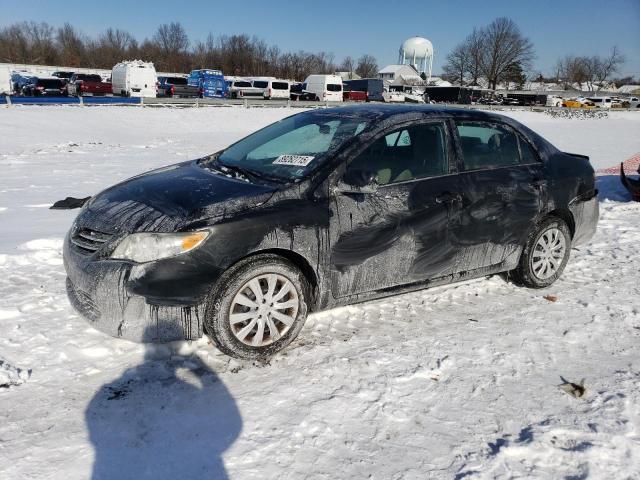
[241,249,320,310]
[546,208,575,238]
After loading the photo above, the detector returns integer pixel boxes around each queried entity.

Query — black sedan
[63,105,599,359]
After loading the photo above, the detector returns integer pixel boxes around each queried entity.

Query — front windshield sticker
[273,155,315,166]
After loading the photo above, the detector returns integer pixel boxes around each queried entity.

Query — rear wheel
[204,254,309,360]
[512,216,571,288]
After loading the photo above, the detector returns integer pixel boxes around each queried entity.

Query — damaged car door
[452,120,546,272]
[329,120,461,297]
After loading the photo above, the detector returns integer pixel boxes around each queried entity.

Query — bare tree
[443,43,469,85]
[94,28,137,67]
[56,23,87,67]
[554,47,625,91]
[339,56,355,77]
[480,17,535,89]
[0,20,357,79]
[594,46,625,86]
[355,54,378,78]
[465,28,484,85]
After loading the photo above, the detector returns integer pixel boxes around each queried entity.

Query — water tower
[398,36,434,82]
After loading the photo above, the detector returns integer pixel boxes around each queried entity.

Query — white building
[378,64,424,86]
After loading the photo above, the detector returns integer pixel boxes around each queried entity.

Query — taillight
[239,90,243,97]
[36,86,44,90]
[170,85,175,95]
[268,88,272,96]
[199,87,204,95]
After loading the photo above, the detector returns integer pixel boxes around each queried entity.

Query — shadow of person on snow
[85,324,241,480]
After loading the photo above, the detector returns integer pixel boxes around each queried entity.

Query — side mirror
[337,169,379,194]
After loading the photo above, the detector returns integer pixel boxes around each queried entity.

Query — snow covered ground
[0,105,639,479]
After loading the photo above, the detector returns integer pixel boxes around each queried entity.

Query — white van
[0,66,11,95]
[251,78,290,99]
[303,74,343,102]
[586,96,612,109]
[111,60,157,98]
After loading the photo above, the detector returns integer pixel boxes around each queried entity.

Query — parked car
[226,79,263,99]
[563,98,595,109]
[11,73,35,95]
[0,66,11,95]
[289,82,316,101]
[22,77,67,96]
[501,97,521,106]
[67,73,112,97]
[52,71,75,81]
[586,97,612,109]
[303,74,343,101]
[629,97,640,108]
[63,105,598,360]
[111,61,157,98]
[343,78,385,102]
[188,69,227,98]
[156,76,200,98]
[342,84,367,102]
[251,79,290,99]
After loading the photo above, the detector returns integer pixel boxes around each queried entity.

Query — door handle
[435,192,462,204]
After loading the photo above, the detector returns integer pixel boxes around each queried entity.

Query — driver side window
[347,122,448,185]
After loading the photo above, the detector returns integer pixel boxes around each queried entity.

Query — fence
[2,95,640,112]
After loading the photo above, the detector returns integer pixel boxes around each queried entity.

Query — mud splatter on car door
[329,120,461,296]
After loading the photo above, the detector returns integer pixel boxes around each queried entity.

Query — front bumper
[63,233,205,343]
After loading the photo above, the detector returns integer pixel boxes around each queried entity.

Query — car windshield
[167,77,187,85]
[208,112,369,182]
[234,81,252,87]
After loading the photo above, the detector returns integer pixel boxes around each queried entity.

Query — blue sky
[2,0,639,77]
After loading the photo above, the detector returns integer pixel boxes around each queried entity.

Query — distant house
[378,64,424,86]
[618,84,640,95]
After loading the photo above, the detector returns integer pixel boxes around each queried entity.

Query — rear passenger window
[348,123,448,185]
[455,121,521,170]
[518,137,539,164]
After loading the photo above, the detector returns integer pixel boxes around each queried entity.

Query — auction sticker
[273,155,315,166]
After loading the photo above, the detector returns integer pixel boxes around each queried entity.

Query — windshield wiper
[216,160,285,184]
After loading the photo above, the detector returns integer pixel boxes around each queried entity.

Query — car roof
[318,104,507,122]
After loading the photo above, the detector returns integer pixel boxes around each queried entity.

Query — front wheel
[511,216,571,288]
[204,254,309,360]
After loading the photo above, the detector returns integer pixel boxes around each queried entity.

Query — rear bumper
[63,233,205,343]
[569,192,599,247]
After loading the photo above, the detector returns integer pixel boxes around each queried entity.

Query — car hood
[75,160,277,234]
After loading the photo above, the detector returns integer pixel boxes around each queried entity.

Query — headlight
[110,231,210,263]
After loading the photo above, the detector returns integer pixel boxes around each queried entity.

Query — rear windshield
[38,79,63,88]
[253,81,268,88]
[327,84,342,92]
[167,77,188,85]
[234,81,252,87]
[272,82,288,90]
[77,74,102,82]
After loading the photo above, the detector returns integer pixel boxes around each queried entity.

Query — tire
[204,254,310,360]
[511,216,572,288]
